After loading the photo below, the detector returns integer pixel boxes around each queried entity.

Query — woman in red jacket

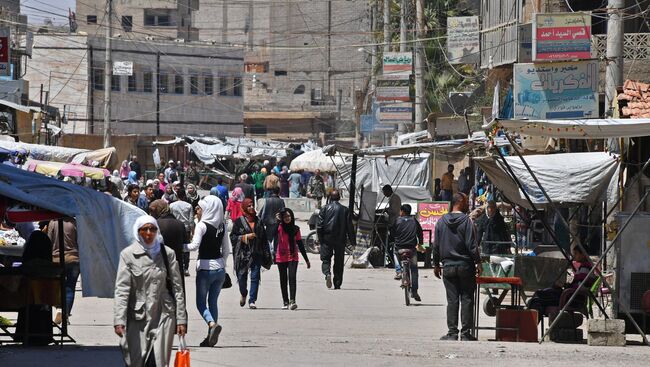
[273,208,310,310]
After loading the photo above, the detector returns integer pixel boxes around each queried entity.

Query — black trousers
[277,261,298,304]
[320,241,345,288]
[442,264,476,336]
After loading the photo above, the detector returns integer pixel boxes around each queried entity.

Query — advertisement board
[379,102,412,123]
[382,52,413,78]
[376,77,412,102]
[447,16,480,64]
[513,61,598,119]
[113,61,134,76]
[533,13,591,61]
[417,201,450,246]
[0,28,10,76]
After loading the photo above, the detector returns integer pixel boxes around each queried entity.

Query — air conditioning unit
[313,88,322,100]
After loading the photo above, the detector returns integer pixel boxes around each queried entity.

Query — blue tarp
[0,164,145,298]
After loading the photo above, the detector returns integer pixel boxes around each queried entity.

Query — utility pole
[414,0,425,131]
[103,0,112,148]
[605,0,624,116]
[397,0,408,134]
[383,0,390,53]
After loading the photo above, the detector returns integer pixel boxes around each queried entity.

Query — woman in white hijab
[184,195,231,347]
[114,215,187,366]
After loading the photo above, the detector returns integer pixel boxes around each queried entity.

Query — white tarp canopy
[0,164,144,298]
[484,118,650,139]
[474,152,620,209]
[289,148,351,173]
[0,140,88,162]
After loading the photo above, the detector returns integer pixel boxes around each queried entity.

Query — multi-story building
[76,0,372,140]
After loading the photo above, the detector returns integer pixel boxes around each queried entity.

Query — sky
[22,0,77,25]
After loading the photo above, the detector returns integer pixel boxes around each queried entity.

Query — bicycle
[398,249,414,306]
[305,230,354,255]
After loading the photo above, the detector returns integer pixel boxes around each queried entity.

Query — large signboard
[0,28,10,77]
[113,61,133,76]
[382,52,412,78]
[447,16,480,64]
[417,201,450,246]
[533,13,591,61]
[514,61,598,119]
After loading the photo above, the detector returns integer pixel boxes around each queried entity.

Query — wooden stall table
[473,276,522,340]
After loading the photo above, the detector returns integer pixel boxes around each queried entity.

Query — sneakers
[440,333,458,341]
[249,302,257,309]
[282,303,289,310]
[325,275,332,289]
[289,301,298,310]
[460,333,477,341]
[394,272,402,280]
[240,295,246,307]
[411,291,421,302]
[199,337,210,347]
[208,324,222,347]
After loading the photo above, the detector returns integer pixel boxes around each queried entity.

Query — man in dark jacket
[317,190,356,289]
[129,155,142,180]
[149,200,188,289]
[475,200,511,255]
[259,186,285,245]
[433,193,481,341]
[392,204,424,301]
[235,173,255,200]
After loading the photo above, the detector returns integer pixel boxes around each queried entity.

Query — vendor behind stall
[475,200,511,255]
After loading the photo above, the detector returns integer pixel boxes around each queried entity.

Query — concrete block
[588,319,626,334]
[588,332,626,347]
[549,328,583,343]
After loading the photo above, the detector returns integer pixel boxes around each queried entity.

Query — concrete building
[23,34,244,137]
[76,0,372,141]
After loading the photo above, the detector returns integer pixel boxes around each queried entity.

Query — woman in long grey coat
[114,215,187,367]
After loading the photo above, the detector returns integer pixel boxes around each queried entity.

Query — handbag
[174,335,190,367]
[222,273,232,289]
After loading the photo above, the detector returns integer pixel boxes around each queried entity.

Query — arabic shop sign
[446,16,480,64]
[382,52,413,78]
[417,201,450,246]
[533,13,591,61]
[513,60,598,119]
[376,77,413,102]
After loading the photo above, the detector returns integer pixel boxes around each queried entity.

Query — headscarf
[282,166,288,174]
[198,195,224,228]
[232,187,245,202]
[127,171,138,184]
[149,199,170,218]
[133,215,161,258]
[121,160,129,169]
[112,170,119,177]
[163,185,176,203]
[187,183,200,201]
[279,207,298,254]
[241,198,256,222]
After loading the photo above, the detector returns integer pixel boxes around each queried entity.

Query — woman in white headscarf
[184,196,231,347]
[113,215,187,367]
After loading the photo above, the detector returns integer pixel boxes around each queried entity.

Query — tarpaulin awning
[0,99,41,114]
[474,152,620,208]
[483,118,650,139]
[323,136,488,160]
[0,164,144,298]
[188,140,289,164]
[27,159,110,180]
[289,148,351,173]
[0,141,117,170]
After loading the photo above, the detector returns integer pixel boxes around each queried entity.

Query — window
[144,9,175,27]
[204,75,213,95]
[87,15,97,24]
[174,74,184,94]
[219,77,228,96]
[274,70,287,76]
[158,72,168,93]
[128,73,136,92]
[143,71,153,92]
[93,68,103,90]
[122,16,133,32]
[111,75,121,91]
[233,77,243,97]
[190,75,198,95]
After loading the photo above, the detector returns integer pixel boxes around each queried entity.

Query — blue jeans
[238,261,261,303]
[196,268,226,324]
[441,190,452,201]
[64,263,80,316]
[396,251,418,292]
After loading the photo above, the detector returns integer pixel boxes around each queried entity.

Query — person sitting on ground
[527,245,596,319]
[392,204,424,302]
[475,200,511,255]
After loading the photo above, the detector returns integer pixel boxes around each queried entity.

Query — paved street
[2,221,649,366]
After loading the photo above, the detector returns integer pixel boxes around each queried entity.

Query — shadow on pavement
[411,303,445,307]
[0,345,123,366]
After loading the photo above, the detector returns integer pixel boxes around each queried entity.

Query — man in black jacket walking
[433,193,481,341]
[150,199,188,289]
[317,190,356,289]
